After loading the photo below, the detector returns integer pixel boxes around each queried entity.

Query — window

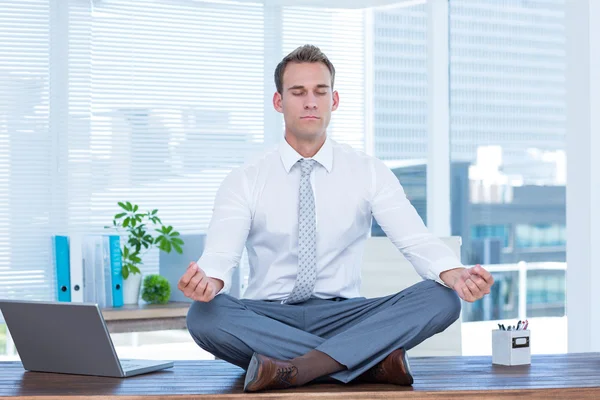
[0,0,369,306]
[515,224,566,249]
[471,224,510,248]
[449,0,567,354]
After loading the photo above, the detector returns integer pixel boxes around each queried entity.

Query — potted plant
[106,201,184,305]
[141,274,171,305]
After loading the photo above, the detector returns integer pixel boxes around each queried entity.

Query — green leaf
[123,247,130,258]
[171,237,184,246]
[126,201,133,211]
[118,201,127,211]
[171,231,180,237]
[173,243,183,254]
[130,265,141,275]
[114,212,126,219]
[130,219,137,228]
[123,217,130,228]
[152,209,158,215]
[133,204,139,212]
[130,255,142,263]
[122,266,130,280]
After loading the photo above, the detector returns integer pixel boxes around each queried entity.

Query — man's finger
[472,264,494,285]
[471,275,489,292]
[465,278,481,299]
[177,262,196,290]
[179,262,199,287]
[456,286,468,302]
[184,273,204,298]
[193,281,213,302]
[454,281,470,302]
[181,269,198,291]
[196,279,210,299]
[451,269,469,290]
[461,286,474,302]
[204,284,215,301]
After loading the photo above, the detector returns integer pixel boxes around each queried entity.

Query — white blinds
[0,0,370,303]
[0,1,55,301]
[70,0,266,238]
[282,6,366,151]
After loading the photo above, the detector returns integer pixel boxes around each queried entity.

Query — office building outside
[370,0,567,323]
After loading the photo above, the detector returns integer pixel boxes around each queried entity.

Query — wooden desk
[1,353,600,399]
[101,302,191,333]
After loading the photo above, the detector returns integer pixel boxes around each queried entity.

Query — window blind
[0,0,371,305]
[282,6,366,151]
[0,1,55,302]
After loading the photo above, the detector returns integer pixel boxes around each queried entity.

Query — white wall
[566,0,600,353]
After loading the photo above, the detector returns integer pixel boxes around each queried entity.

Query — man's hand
[440,264,494,303]
[177,262,224,302]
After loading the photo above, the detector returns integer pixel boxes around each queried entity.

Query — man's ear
[332,90,340,111]
[273,91,283,113]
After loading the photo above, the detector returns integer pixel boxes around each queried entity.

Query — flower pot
[123,273,142,305]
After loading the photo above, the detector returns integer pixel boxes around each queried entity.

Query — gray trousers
[186,279,461,383]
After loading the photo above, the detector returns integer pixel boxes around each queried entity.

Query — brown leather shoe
[357,348,414,385]
[243,353,299,392]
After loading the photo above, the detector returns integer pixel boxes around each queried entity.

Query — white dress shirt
[197,137,462,301]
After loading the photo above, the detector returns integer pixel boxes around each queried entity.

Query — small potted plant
[106,201,184,305]
[141,274,171,305]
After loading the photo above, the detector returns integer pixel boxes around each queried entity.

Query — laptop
[0,299,174,377]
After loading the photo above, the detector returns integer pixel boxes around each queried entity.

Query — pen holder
[492,329,531,366]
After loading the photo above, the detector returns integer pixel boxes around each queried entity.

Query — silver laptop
[0,299,174,377]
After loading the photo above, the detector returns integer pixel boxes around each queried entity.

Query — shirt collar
[279,136,333,173]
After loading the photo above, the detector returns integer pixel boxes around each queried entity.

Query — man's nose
[304,93,318,109]
[304,100,317,109]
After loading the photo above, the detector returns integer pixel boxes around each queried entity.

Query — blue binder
[108,235,124,307]
[54,235,71,302]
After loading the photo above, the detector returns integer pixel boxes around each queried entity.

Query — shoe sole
[401,350,414,385]
[244,353,261,392]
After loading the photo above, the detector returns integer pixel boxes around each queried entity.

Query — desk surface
[1,353,600,399]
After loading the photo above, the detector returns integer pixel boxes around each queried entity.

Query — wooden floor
[1,353,600,399]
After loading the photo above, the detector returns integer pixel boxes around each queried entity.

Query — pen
[516,321,521,330]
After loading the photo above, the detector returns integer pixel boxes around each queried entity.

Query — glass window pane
[450,0,567,355]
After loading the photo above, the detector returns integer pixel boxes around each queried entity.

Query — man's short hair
[274,44,336,94]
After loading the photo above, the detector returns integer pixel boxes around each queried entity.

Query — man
[179,44,494,392]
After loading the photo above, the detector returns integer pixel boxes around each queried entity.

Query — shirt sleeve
[370,157,463,287]
[196,167,252,296]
